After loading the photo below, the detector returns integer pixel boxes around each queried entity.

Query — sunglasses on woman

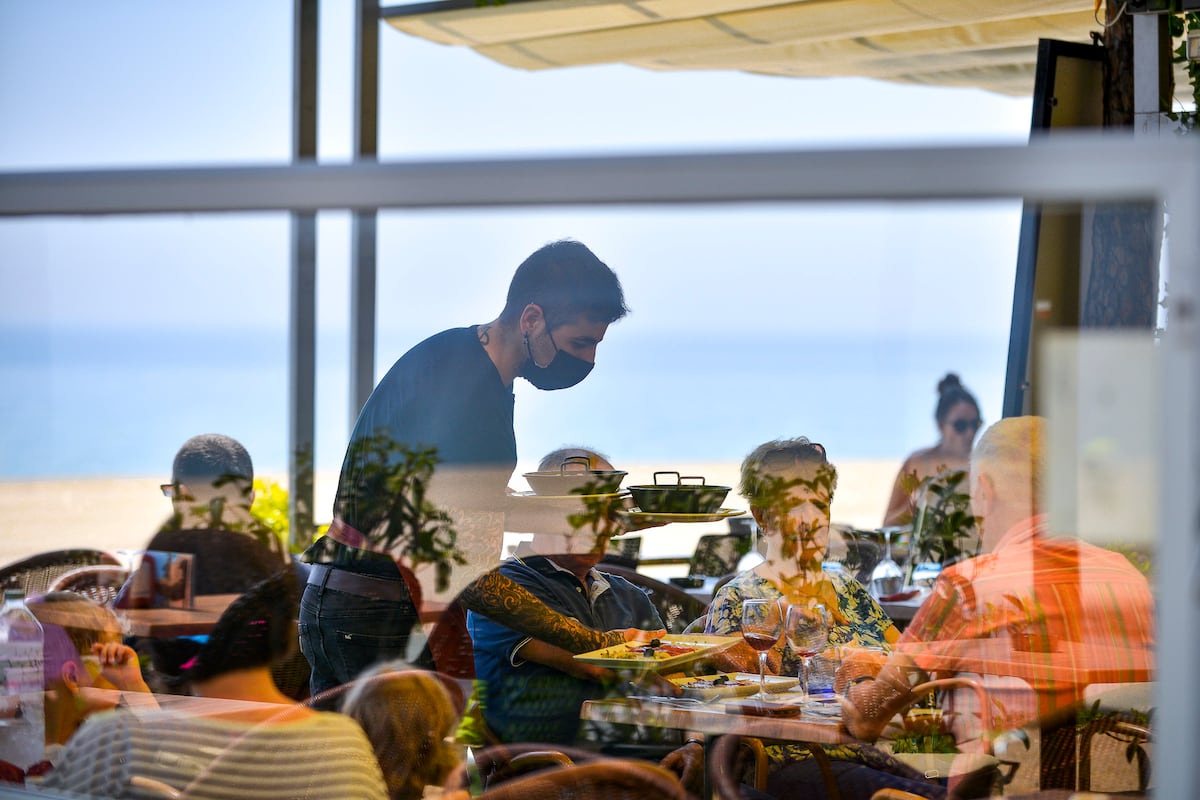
[952,418,982,434]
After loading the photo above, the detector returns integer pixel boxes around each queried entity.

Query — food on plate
[619,637,700,659]
[678,674,753,689]
[669,672,801,698]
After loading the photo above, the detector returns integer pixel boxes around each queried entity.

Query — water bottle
[0,589,44,769]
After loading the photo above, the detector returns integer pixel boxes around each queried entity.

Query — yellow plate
[617,508,745,525]
[510,490,629,501]
[669,672,800,700]
[574,634,740,671]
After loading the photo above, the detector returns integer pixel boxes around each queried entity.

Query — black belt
[307,564,410,603]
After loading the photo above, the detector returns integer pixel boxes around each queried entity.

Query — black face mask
[520,329,594,390]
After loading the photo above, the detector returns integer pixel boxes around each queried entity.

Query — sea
[0,324,1010,480]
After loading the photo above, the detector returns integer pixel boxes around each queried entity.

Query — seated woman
[707,437,899,666]
[44,571,387,800]
[339,662,464,800]
[687,437,938,800]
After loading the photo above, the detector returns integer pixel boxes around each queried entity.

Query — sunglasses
[952,418,982,434]
[160,483,193,500]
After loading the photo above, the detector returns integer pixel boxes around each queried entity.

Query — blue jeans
[297,573,420,702]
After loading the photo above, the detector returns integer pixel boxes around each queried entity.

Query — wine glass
[870,527,905,599]
[740,598,784,700]
[785,602,829,702]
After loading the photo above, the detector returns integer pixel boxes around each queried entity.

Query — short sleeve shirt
[468,556,663,744]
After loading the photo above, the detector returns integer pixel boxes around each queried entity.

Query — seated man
[467,447,665,745]
[148,433,284,595]
[842,416,1155,790]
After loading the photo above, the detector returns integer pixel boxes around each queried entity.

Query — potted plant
[906,469,980,583]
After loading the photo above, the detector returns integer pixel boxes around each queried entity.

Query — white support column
[1154,150,1200,800]
[1133,13,1170,137]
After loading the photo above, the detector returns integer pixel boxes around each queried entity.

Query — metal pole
[350,0,380,426]
[289,0,318,552]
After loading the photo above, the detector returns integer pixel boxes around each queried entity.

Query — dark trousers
[297,574,419,702]
[765,759,947,800]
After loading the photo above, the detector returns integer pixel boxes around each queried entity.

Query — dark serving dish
[628,471,731,514]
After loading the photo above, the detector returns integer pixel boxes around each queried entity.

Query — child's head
[339,663,462,800]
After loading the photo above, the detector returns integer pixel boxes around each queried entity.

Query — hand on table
[833,646,888,693]
[713,642,784,675]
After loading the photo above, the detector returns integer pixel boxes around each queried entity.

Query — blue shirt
[332,326,516,537]
[468,555,663,744]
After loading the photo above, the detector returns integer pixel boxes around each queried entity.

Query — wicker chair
[46,564,130,607]
[599,564,708,635]
[688,533,751,578]
[0,549,122,597]
[444,743,689,800]
[709,678,1002,800]
[476,759,689,800]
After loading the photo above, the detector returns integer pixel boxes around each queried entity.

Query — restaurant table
[119,593,239,637]
[877,586,929,630]
[581,692,853,799]
[895,638,1155,790]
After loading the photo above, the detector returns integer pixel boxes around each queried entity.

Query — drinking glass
[785,602,829,702]
[740,598,784,700]
[870,527,905,599]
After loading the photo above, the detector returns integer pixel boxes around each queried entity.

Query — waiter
[299,240,662,697]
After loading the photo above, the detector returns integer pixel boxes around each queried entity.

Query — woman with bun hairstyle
[883,373,982,527]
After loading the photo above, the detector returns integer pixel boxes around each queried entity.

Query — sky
[0,0,1037,479]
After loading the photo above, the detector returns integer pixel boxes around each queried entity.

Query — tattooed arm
[458,568,662,652]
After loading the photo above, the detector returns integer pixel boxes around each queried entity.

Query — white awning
[383,0,1104,96]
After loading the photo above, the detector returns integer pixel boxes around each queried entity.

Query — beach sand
[0,459,901,570]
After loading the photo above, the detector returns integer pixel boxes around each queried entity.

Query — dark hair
[156,570,299,685]
[934,373,980,425]
[499,240,629,328]
[172,433,254,490]
[739,437,838,502]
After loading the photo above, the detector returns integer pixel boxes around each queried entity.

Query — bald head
[970,416,1045,548]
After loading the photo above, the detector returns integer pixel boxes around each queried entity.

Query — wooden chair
[710,728,843,800]
[475,759,689,800]
[46,564,130,606]
[0,548,122,597]
[444,743,689,800]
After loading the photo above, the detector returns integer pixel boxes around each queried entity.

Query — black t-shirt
[331,326,516,539]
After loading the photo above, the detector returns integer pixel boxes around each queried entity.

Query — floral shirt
[706,568,898,770]
[706,569,895,675]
